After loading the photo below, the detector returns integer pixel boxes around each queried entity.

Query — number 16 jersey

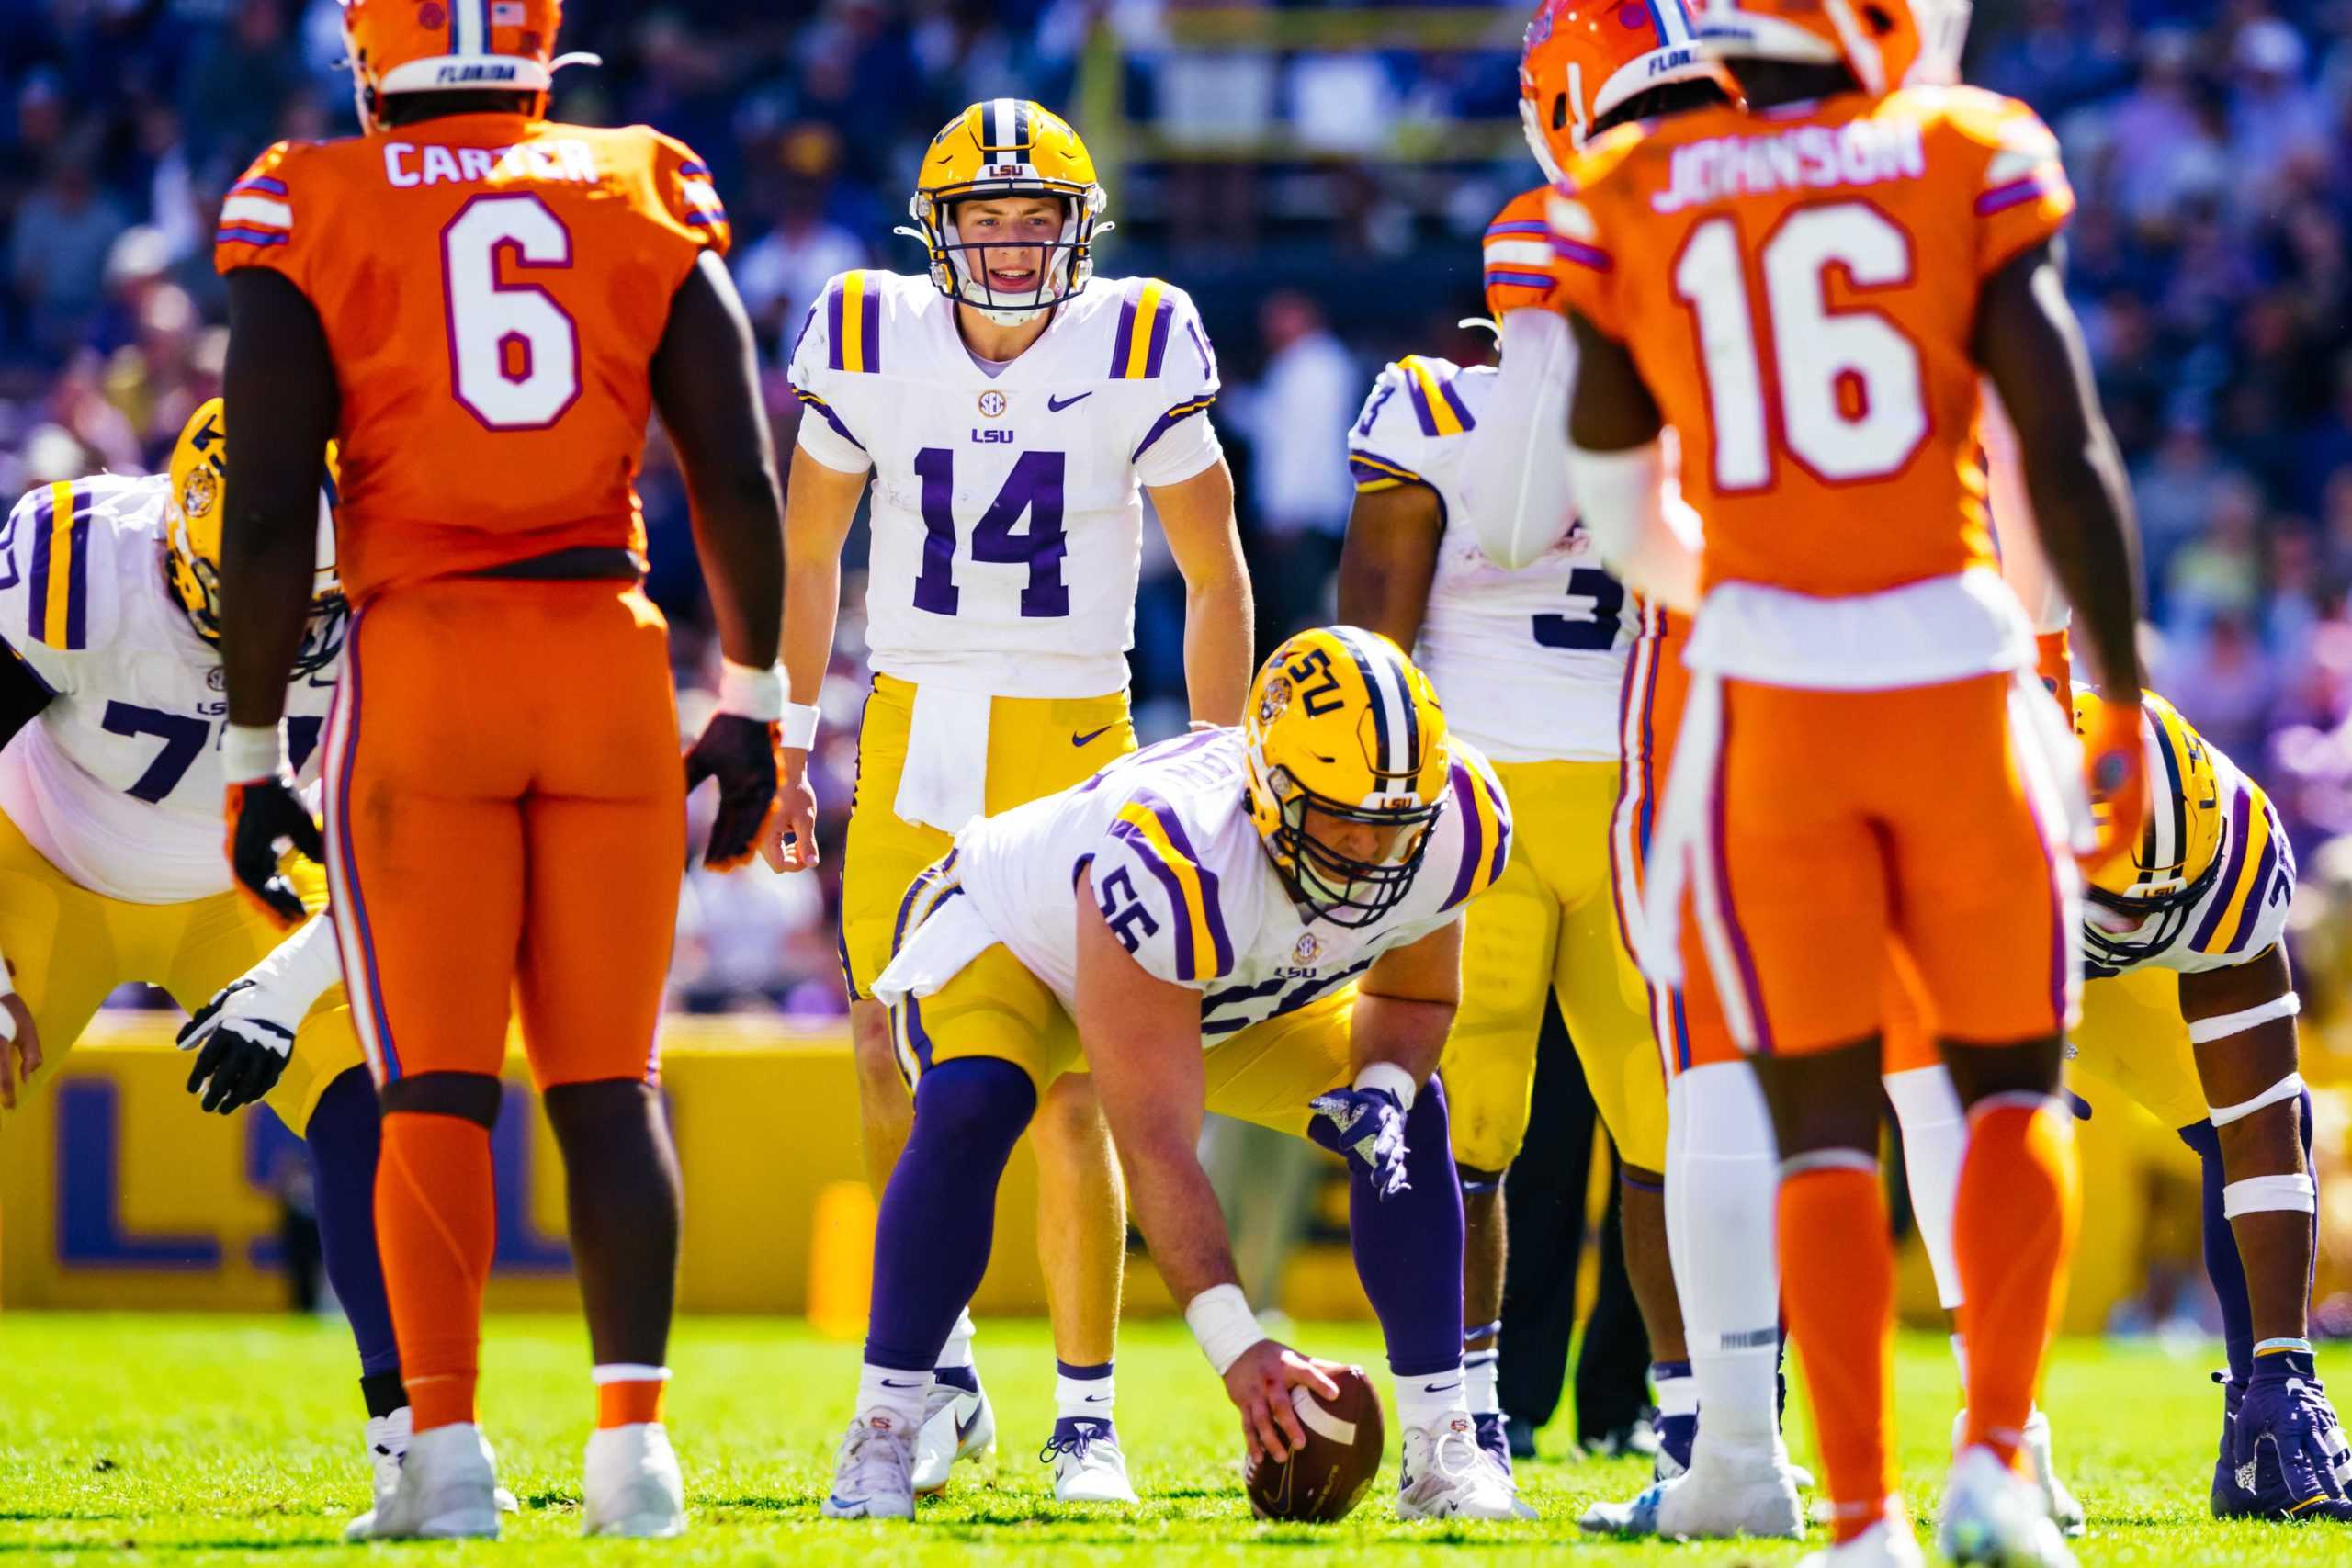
[215,114,731,604]
[789,269,1224,698]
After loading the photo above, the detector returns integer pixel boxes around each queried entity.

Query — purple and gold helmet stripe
[1111,279,1172,379]
[28,480,90,650]
[828,271,882,374]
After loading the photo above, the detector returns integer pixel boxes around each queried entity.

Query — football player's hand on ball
[1224,1339,1344,1464]
[684,714,782,872]
[1307,1084,1411,1201]
[177,977,295,1115]
[224,773,324,931]
[0,992,41,1111]
[760,750,820,874]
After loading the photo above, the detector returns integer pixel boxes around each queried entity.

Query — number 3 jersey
[1347,354,1632,762]
[0,475,339,904]
[789,268,1223,697]
[888,728,1512,1043]
[213,115,730,604]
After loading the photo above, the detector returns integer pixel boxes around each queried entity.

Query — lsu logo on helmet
[901,98,1109,327]
[1242,626,1451,929]
[165,398,349,679]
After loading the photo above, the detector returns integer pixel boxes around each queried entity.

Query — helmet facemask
[1256,762,1443,930]
[2081,849,2225,968]
[903,186,1104,328]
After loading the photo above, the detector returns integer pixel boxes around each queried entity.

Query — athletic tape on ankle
[592,1363,673,1383]
[2187,992,2300,1045]
[1779,1147,1878,1179]
[2256,1337,2314,1357]
[2208,1071,2306,1127]
[1185,1284,1262,1376]
[2222,1172,2317,1218]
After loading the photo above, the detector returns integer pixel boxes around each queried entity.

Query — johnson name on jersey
[0,476,340,903]
[1349,354,1633,763]
[788,269,1223,697]
[944,728,1510,1041]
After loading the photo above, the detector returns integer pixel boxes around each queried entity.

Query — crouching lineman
[0,400,429,1513]
[820,628,1527,1522]
[2062,686,2352,1520]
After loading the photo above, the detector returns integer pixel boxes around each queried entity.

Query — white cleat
[366,1407,519,1518]
[582,1422,687,1538]
[820,1411,918,1521]
[1939,1446,2077,1566]
[1951,1409,2086,1540]
[1797,1514,1928,1568]
[1580,1438,1805,1539]
[1396,1415,1537,1521]
[1044,1419,1139,1505]
[345,1422,501,1540]
[910,1379,996,1495]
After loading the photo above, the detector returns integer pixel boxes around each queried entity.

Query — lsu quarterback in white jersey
[767,96,1254,1503]
[0,399,446,1520]
[821,627,1526,1524]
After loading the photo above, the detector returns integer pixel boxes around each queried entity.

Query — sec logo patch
[978,390,1008,419]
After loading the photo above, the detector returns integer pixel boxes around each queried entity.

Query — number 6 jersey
[214,117,730,604]
[789,268,1223,697]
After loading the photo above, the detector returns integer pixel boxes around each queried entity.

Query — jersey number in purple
[102,704,323,805]
[910,447,1069,618]
[1532,568,1627,652]
[1096,864,1160,953]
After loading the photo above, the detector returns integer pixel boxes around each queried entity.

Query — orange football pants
[1615,607,1939,1072]
[322,576,686,1088]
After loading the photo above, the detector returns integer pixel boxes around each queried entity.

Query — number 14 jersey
[789,268,1223,698]
[215,114,730,604]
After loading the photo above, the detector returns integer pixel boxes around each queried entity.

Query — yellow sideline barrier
[0,1014,2221,1333]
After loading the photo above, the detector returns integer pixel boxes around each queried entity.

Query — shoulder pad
[1484,187,1564,314]
[1349,356,1461,491]
[1088,783,1242,987]
[1435,740,1512,912]
[2185,772,2295,965]
[645,129,730,254]
[0,477,137,665]
[1102,276,1215,387]
[215,140,306,259]
[795,269,898,378]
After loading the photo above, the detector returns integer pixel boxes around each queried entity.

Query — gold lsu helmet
[2074,687,2227,967]
[165,399,348,678]
[899,98,1109,327]
[1244,627,1452,929]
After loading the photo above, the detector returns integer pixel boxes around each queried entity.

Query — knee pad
[910,1056,1038,1158]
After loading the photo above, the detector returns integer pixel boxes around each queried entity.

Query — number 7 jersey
[1548,85,2072,600]
[214,115,730,604]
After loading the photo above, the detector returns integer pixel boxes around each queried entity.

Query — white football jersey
[2089,739,2294,981]
[1348,354,1634,762]
[789,268,1224,698]
[0,474,341,904]
[951,728,1512,1043]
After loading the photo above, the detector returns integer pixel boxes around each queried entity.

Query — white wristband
[1354,1061,1419,1112]
[1185,1282,1263,1376]
[220,721,288,784]
[780,701,820,751]
[717,659,786,723]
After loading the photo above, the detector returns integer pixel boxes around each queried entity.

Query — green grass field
[1,1314,2347,1565]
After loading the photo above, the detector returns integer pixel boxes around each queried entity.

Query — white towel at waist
[893,680,993,834]
[871,880,996,1007]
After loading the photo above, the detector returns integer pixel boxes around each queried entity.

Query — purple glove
[2231,1353,2352,1520]
[1307,1085,1410,1201]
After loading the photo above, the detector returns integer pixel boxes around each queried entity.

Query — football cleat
[820,1411,918,1521]
[1041,1417,1138,1505]
[1797,1510,1927,1568]
[1473,1412,1513,1475]
[364,1408,519,1518]
[1653,1411,1694,1482]
[1951,1407,2085,1537]
[345,1422,500,1541]
[1582,1415,1661,1461]
[582,1422,687,1538]
[910,1375,996,1495]
[2211,1371,2246,1517]
[2222,1352,2352,1521]
[1938,1446,2076,1567]
[1505,1414,1538,1461]
[1579,1438,1804,1540]
[1396,1416,1536,1521]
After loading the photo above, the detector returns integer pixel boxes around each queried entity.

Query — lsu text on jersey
[1347,336,1659,1174]
[1555,85,2082,1055]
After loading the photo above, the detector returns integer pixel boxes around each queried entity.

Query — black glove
[178,979,295,1115]
[684,713,782,871]
[224,772,325,929]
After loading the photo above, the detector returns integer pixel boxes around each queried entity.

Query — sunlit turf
[0,1314,2346,1564]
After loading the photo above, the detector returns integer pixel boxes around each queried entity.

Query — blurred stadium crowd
[9,0,2352,1014]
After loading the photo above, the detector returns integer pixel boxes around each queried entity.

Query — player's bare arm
[1334,481,1441,649]
[1071,882,1340,1461]
[651,252,789,870]
[1147,457,1253,726]
[1347,917,1461,1087]
[763,447,868,873]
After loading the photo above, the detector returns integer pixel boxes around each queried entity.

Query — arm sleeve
[1457,309,1578,570]
[1087,792,1239,987]
[212,141,310,290]
[1132,283,1225,488]
[786,276,876,476]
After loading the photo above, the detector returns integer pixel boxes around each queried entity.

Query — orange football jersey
[1482,186,1568,318]
[216,114,730,603]
[1548,85,2071,600]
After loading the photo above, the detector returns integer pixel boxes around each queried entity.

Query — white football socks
[1055,1364,1115,1424]
[1665,1063,1782,1450]
[1883,1065,1967,1312]
[1464,1343,1501,1416]
[857,1362,931,1434]
[1396,1362,1471,1431]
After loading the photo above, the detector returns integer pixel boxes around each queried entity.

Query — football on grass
[1243,1366,1385,1522]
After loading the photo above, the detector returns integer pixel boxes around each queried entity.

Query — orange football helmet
[340,0,599,132]
[1520,0,1733,180]
[1691,0,1971,97]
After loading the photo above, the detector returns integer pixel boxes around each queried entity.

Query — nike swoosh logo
[1421,1381,1462,1394]
[1083,1394,1112,1403]
[1072,725,1115,747]
[1047,392,1093,412]
[880,1379,922,1389]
